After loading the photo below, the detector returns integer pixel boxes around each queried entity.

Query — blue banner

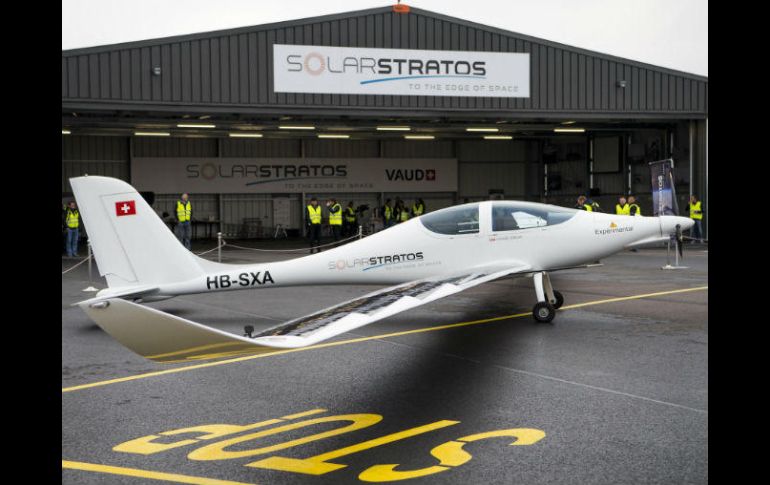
[649,159,679,216]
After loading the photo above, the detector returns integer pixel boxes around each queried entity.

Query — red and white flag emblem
[115,200,136,216]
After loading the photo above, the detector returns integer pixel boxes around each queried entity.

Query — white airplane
[70,176,693,363]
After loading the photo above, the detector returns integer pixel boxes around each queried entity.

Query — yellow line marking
[62,286,707,394]
[280,408,328,420]
[62,460,256,485]
[559,286,707,310]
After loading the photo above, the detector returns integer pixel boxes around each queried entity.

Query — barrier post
[87,239,93,284]
[661,235,687,270]
[82,239,99,292]
[217,232,222,263]
[358,225,363,239]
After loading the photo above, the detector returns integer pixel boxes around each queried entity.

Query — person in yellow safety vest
[687,195,704,243]
[65,201,80,257]
[615,197,630,215]
[396,200,410,222]
[412,198,425,217]
[175,193,192,250]
[627,195,641,217]
[343,201,357,238]
[306,197,323,253]
[326,198,343,242]
[575,195,593,212]
[382,199,394,229]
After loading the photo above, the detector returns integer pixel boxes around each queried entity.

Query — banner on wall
[130,158,458,194]
[273,44,530,98]
[649,158,679,216]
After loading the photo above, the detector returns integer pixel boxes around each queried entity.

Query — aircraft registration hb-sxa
[70,176,693,363]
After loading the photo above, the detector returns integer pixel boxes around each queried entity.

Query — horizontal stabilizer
[80,299,305,363]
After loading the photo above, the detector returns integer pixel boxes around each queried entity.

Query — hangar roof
[62,5,707,122]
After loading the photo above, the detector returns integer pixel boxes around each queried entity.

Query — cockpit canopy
[420,203,481,235]
[491,202,577,231]
[419,201,578,235]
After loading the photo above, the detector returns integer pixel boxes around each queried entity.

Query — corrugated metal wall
[382,140,454,158]
[62,8,707,116]
[62,136,129,192]
[456,139,537,198]
[220,138,301,157]
[133,137,218,157]
[459,162,526,197]
[304,140,380,158]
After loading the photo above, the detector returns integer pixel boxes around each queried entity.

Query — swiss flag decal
[115,200,136,216]
[426,169,436,181]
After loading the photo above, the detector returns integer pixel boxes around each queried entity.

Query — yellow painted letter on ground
[187,414,383,461]
[358,428,546,482]
[248,420,459,476]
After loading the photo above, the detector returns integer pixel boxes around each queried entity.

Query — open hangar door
[541,128,679,215]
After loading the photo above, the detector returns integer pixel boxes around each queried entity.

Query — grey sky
[62,0,707,76]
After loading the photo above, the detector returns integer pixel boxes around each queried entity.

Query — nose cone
[659,215,694,235]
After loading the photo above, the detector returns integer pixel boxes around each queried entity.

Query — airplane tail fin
[69,175,209,289]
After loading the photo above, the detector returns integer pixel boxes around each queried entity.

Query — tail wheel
[551,291,564,309]
[533,302,556,323]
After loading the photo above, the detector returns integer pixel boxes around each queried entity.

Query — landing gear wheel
[533,302,556,323]
[551,291,564,309]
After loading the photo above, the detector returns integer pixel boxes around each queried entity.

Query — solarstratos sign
[131,158,458,193]
[273,44,529,98]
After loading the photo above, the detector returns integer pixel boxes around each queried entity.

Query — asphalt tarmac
[62,240,708,485]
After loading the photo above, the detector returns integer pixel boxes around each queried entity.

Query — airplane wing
[79,263,530,363]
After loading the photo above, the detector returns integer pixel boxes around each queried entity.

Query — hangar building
[62,4,708,239]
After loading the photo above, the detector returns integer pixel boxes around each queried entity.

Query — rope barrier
[196,240,227,256]
[189,232,362,258]
[224,233,361,253]
[61,255,91,275]
[681,235,708,243]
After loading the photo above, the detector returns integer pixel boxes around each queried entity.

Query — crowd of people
[305,197,425,253]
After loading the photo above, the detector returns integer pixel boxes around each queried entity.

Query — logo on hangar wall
[188,162,348,185]
[187,163,438,185]
[273,45,530,98]
[385,168,435,182]
[130,157,457,194]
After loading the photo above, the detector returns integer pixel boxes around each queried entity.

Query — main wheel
[551,290,564,309]
[533,302,555,323]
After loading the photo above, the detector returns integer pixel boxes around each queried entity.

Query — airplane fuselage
[122,201,690,301]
